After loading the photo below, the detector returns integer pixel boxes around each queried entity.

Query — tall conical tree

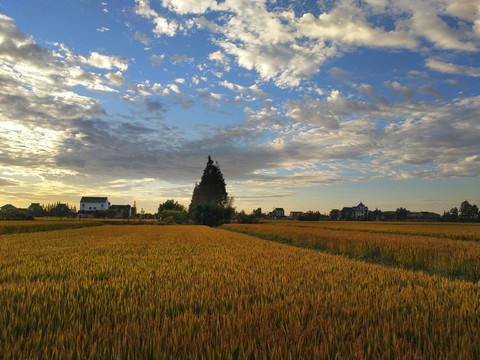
[189,156,229,213]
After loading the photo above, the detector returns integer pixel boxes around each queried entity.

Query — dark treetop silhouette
[189,156,229,213]
[188,156,233,226]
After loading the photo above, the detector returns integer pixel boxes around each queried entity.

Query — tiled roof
[80,197,108,203]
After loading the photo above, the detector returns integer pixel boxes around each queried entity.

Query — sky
[0,0,479,215]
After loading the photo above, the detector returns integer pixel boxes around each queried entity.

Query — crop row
[222,223,480,283]
[270,220,480,241]
[0,220,104,235]
[1,225,479,358]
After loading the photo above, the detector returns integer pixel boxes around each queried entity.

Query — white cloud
[219,80,247,93]
[161,0,217,14]
[172,54,194,64]
[151,53,165,65]
[210,92,224,100]
[168,83,181,94]
[404,6,477,52]
[135,31,150,45]
[297,11,416,50]
[105,71,125,87]
[438,155,480,178]
[134,0,157,19]
[208,50,230,70]
[152,16,178,37]
[96,27,109,32]
[135,0,178,37]
[426,59,480,77]
[84,52,129,71]
[133,0,480,88]
[128,81,170,96]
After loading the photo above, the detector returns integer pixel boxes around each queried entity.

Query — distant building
[352,202,369,221]
[289,211,303,220]
[381,211,396,221]
[408,211,441,221]
[110,205,134,218]
[28,203,41,212]
[273,208,285,218]
[28,203,43,216]
[268,208,286,219]
[1,204,16,212]
[79,197,110,213]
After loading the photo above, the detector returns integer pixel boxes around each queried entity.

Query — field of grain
[0,219,103,235]
[1,225,479,358]
[270,220,480,241]
[223,222,480,282]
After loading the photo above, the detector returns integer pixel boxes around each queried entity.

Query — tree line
[442,201,479,222]
[0,202,77,220]
[158,157,479,225]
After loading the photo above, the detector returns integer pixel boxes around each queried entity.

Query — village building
[289,211,303,220]
[352,202,369,221]
[79,197,110,214]
[1,204,16,212]
[110,204,136,218]
[271,208,285,219]
[27,203,42,213]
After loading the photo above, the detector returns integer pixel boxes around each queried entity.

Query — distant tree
[298,211,326,221]
[191,203,234,227]
[329,209,340,220]
[442,207,459,222]
[472,205,479,221]
[236,210,261,224]
[252,208,263,218]
[189,156,234,226]
[189,156,230,212]
[460,201,471,219]
[395,207,408,221]
[44,202,75,217]
[158,199,186,213]
[0,208,34,220]
[93,210,106,218]
[341,207,353,221]
[368,208,382,221]
[459,200,477,221]
[157,199,187,224]
[450,207,459,219]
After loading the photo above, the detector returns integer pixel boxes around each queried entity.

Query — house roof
[80,197,108,203]
[1,204,16,211]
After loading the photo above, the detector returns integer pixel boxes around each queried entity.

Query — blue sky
[0,0,479,214]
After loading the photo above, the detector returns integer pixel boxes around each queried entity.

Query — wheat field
[1,224,479,358]
[223,222,480,282]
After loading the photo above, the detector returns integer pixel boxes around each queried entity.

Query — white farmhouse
[352,202,369,221]
[79,197,110,213]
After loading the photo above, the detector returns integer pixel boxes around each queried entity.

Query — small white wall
[80,200,109,212]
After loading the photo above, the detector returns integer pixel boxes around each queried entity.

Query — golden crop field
[223,222,480,282]
[0,219,103,235]
[1,225,479,359]
[268,220,480,241]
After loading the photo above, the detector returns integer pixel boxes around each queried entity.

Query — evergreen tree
[189,156,233,226]
[189,156,229,213]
